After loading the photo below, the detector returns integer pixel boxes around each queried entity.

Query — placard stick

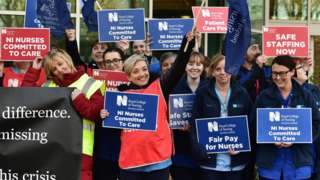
[95,0,103,10]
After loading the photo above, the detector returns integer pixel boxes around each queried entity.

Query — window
[0,15,24,27]
[249,0,263,30]
[269,0,307,20]
[0,0,25,11]
[312,0,320,21]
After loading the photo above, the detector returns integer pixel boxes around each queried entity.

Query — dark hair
[103,47,126,61]
[91,40,108,50]
[271,55,297,71]
[159,52,177,66]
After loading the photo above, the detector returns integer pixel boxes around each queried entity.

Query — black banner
[0,88,82,180]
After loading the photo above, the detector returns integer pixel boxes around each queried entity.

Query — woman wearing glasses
[65,29,125,180]
[93,46,126,180]
[253,55,320,180]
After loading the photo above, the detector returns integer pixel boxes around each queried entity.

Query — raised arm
[160,31,196,100]
[65,29,87,68]
[21,57,43,87]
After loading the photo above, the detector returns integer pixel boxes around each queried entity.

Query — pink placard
[192,6,228,33]
[263,26,309,57]
[0,28,50,61]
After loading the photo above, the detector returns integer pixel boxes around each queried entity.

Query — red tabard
[119,79,173,169]
[3,67,46,87]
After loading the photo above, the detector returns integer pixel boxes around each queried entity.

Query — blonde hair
[123,54,149,75]
[43,48,76,79]
[207,54,225,77]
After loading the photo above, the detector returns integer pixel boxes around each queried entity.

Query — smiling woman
[124,55,150,87]
[101,32,196,180]
[253,55,320,180]
[22,47,105,180]
[270,55,296,94]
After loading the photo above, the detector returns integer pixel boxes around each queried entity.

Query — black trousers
[199,168,245,180]
[93,158,119,180]
[170,166,200,180]
[119,167,169,180]
[312,172,320,180]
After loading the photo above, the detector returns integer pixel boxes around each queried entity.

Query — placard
[263,26,309,57]
[257,108,312,143]
[169,94,195,129]
[0,88,82,180]
[195,116,251,154]
[92,69,129,91]
[0,28,50,61]
[192,6,228,33]
[103,91,159,131]
[148,18,193,50]
[98,9,145,42]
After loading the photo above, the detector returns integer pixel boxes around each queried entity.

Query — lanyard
[215,87,231,116]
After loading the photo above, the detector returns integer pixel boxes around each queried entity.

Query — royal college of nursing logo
[108,12,118,22]
[117,95,128,106]
[201,9,211,17]
[158,21,168,31]
[173,98,183,108]
[208,121,218,132]
[269,111,280,122]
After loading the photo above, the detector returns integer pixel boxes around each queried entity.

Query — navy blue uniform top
[189,78,253,168]
[237,63,271,102]
[252,80,320,169]
[170,75,207,168]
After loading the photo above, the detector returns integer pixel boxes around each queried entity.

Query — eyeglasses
[104,58,122,65]
[272,71,290,78]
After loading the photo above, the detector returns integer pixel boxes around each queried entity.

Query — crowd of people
[0,28,319,180]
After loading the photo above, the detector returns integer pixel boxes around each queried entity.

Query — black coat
[252,80,320,169]
[190,78,253,168]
